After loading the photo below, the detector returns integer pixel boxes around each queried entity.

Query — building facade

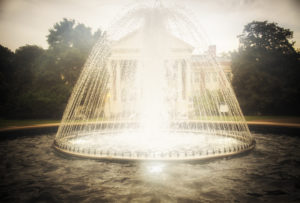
[103,32,232,119]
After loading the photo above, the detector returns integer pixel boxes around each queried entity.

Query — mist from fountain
[54,1,254,160]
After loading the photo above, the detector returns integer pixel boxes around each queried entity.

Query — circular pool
[0,129,299,202]
[54,130,254,161]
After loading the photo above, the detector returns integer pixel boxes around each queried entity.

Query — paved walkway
[1,121,300,132]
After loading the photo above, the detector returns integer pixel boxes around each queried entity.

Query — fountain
[53,2,255,161]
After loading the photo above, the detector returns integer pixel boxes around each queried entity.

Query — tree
[0,19,103,119]
[239,21,296,54]
[26,19,103,118]
[0,45,15,117]
[13,45,45,91]
[232,21,300,115]
[39,19,103,118]
[47,18,102,86]
[6,45,46,118]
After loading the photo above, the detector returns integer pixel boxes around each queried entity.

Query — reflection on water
[0,132,300,202]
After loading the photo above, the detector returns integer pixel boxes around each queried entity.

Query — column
[186,60,191,117]
[182,60,187,101]
[115,60,121,114]
[177,60,184,117]
[177,60,183,102]
[104,60,112,118]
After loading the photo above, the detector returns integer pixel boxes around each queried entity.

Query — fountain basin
[0,127,299,202]
[53,130,255,161]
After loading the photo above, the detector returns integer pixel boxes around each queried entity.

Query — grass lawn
[245,116,300,123]
[0,119,60,129]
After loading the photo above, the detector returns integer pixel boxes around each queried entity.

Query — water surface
[0,132,300,202]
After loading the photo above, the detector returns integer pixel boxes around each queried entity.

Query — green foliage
[232,21,300,115]
[47,18,102,86]
[13,45,45,93]
[0,45,15,114]
[239,21,296,54]
[47,18,101,53]
[0,19,102,119]
[1,19,299,118]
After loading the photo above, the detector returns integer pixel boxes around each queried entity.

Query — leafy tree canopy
[0,18,103,119]
[0,45,15,112]
[13,45,45,88]
[0,45,14,80]
[238,21,296,54]
[232,21,300,115]
[46,18,103,87]
[47,18,101,53]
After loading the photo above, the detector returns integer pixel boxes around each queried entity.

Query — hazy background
[0,0,299,54]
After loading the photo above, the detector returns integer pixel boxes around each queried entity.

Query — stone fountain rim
[53,130,255,161]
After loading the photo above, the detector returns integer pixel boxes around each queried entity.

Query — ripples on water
[0,131,300,202]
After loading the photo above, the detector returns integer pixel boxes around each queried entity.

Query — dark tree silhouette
[0,45,15,116]
[47,18,102,87]
[0,19,103,119]
[232,21,300,115]
[239,21,296,54]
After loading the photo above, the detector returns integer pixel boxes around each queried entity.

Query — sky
[0,0,299,54]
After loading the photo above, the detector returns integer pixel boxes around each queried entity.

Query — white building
[103,31,232,119]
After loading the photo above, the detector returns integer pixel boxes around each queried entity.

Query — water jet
[54,2,255,161]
